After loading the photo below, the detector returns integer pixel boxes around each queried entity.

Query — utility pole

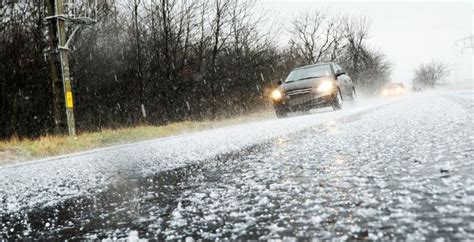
[44,0,96,136]
[453,35,473,82]
[455,35,474,52]
[45,0,75,136]
[57,0,76,136]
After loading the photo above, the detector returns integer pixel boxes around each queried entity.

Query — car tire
[349,87,357,101]
[302,109,311,115]
[332,89,343,110]
[275,108,288,118]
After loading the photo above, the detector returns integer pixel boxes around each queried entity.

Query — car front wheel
[275,108,288,118]
[349,87,357,101]
[332,89,343,110]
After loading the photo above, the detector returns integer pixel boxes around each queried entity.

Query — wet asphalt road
[1,91,473,240]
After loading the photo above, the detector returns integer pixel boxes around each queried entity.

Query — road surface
[1,91,473,240]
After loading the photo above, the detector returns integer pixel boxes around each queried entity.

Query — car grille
[286,88,313,96]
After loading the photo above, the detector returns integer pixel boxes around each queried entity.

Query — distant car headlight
[317,81,334,92]
[382,89,388,96]
[271,89,283,101]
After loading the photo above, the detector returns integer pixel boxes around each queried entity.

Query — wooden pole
[45,0,76,136]
[57,0,76,136]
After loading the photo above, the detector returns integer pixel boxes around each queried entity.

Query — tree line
[0,0,392,139]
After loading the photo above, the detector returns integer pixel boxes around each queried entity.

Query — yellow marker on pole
[66,91,73,108]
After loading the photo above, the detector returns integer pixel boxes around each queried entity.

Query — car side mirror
[335,70,345,77]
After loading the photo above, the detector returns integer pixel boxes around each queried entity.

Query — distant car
[381,83,406,96]
[412,85,423,92]
[270,62,356,118]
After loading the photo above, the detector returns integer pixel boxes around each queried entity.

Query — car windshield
[385,83,404,88]
[285,64,332,83]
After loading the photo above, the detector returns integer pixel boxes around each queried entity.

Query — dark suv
[270,63,356,118]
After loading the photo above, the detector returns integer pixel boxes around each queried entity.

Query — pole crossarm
[455,35,474,50]
[63,25,81,50]
[46,15,96,25]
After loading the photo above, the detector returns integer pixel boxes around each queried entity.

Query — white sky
[258,1,473,84]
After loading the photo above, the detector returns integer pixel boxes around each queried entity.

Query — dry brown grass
[0,110,274,166]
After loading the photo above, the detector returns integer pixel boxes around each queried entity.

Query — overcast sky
[258,1,473,84]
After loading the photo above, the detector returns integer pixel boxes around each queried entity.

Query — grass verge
[0,110,274,166]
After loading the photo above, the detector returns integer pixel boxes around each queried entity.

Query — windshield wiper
[297,75,323,81]
[285,75,324,83]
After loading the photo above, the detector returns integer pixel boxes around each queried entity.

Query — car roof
[293,62,334,70]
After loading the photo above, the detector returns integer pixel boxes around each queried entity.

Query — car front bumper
[272,91,335,112]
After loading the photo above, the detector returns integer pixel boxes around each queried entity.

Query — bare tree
[133,0,145,119]
[327,16,346,62]
[413,60,449,88]
[341,16,371,80]
[289,10,340,64]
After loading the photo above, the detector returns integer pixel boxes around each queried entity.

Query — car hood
[281,76,333,92]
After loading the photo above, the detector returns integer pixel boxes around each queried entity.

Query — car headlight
[317,81,334,92]
[382,89,389,96]
[271,89,282,101]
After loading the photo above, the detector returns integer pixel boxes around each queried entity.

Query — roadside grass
[0,109,274,166]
